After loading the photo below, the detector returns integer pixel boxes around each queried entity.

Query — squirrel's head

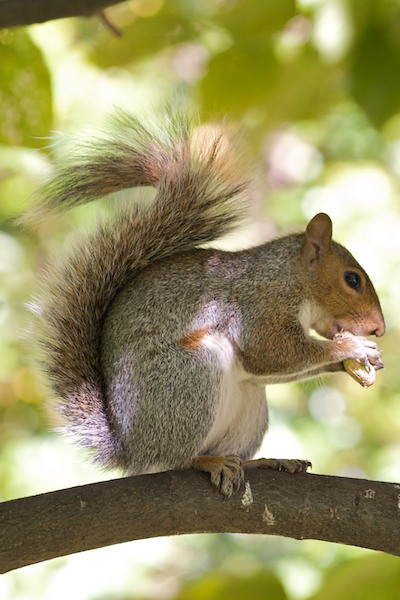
[300,213,385,340]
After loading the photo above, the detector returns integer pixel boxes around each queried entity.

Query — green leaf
[177,571,288,600]
[200,42,338,124]
[89,1,201,69]
[311,554,400,600]
[212,0,296,36]
[0,29,52,148]
[349,22,400,126]
[199,0,294,116]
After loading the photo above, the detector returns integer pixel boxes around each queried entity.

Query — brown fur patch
[179,328,212,351]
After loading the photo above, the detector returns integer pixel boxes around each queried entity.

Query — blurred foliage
[1,0,400,599]
[175,570,288,600]
[311,554,400,599]
[0,28,52,146]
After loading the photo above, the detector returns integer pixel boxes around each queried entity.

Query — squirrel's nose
[370,315,385,337]
[372,325,385,337]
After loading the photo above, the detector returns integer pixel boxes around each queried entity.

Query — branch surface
[0,0,122,28]
[1,468,400,573]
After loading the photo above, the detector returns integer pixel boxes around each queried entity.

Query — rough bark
[0,0,122,28]
[1,468,399,573]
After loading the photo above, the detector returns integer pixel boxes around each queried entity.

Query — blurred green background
[1,0,400,598]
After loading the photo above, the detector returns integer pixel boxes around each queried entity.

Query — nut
[343,359,376,388]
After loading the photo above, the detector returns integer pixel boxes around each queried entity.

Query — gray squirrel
[25,111,385,496]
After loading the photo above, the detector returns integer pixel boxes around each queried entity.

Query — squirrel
[25,111,385,497]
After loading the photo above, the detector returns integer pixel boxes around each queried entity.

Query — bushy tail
[28,111,249,466]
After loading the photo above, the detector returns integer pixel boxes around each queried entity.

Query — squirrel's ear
[302,213,332,265]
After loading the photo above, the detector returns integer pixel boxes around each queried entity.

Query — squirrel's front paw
[334,331,382,366]
[334,332,383,387]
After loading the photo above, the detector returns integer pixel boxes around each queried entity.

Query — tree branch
[0,0,123,28]
[1,468,399,573]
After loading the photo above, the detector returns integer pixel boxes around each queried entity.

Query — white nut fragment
[344,358,377,388]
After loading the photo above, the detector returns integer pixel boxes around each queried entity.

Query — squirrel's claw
[191,455,244,497]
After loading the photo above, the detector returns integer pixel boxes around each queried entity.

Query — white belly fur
[200,331,268,458]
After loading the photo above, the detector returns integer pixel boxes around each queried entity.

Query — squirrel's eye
[344,271,362,292]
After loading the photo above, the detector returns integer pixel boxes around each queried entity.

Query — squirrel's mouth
[324,324,341,340]
[322,320,383,339]
[312,322,342,340]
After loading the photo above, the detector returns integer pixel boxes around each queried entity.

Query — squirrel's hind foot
[191,455,244,497]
